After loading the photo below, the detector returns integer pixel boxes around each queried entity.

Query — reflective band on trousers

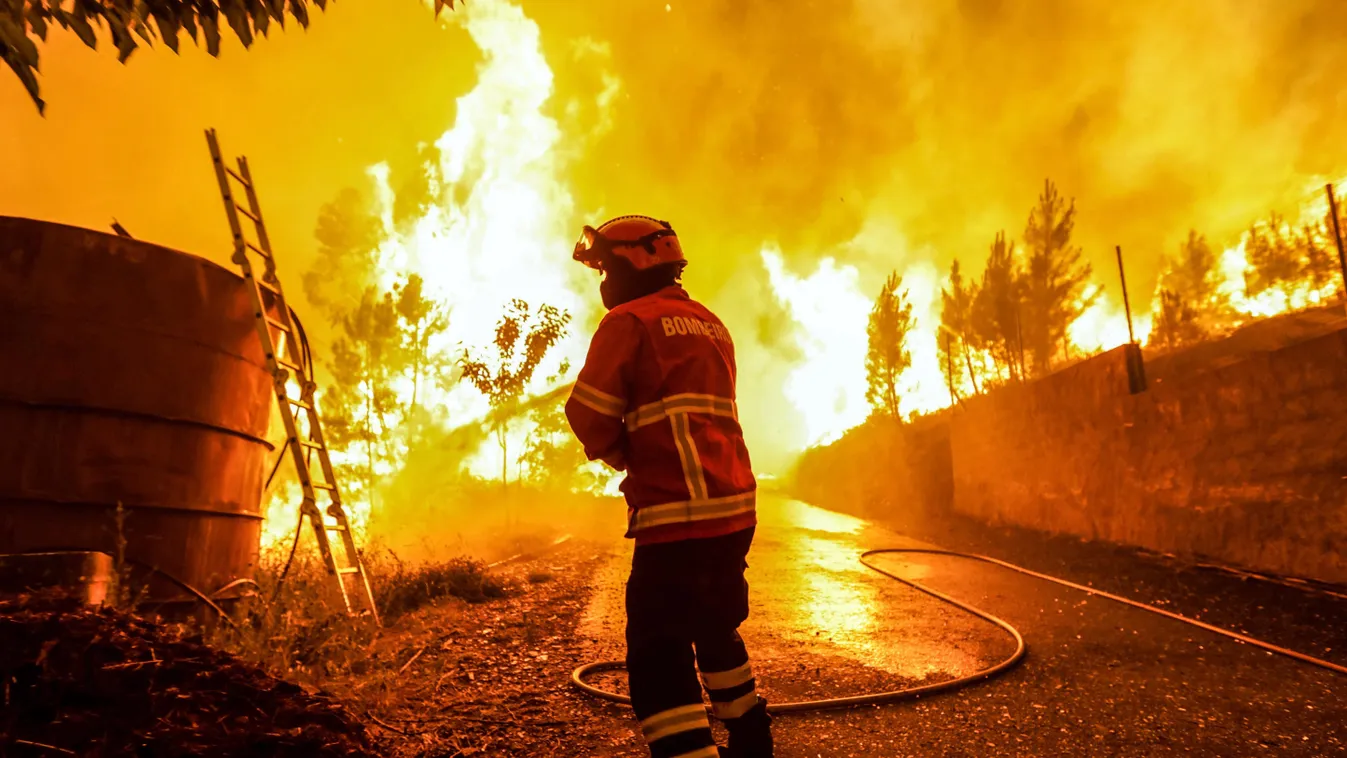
[629,491,756,532]
[700,661,754,691]
[711,690,760,720]
[640,703,710,742]
[625,393,737,431]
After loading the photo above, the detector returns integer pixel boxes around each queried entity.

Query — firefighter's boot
[719,697,773,758]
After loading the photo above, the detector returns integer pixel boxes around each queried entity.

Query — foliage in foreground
[3,1,461,113]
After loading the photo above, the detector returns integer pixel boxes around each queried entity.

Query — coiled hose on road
[572,548,1347,714]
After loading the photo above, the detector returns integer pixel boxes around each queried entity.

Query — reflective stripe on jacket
[565,286,757,545]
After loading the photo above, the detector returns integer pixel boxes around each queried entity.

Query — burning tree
[865,271,915,420]
[461,300,571,486]
[394,274,451,425]
[1164,230,1226,315]
[1300,221,1339,296]
[322,288,400,506]
[304,188,383,319]
[1152,289,1204,351]
[1021,179,1095,374]
[971,231,1026,382]
[4,1,461,112]
[1151,229,1227,350]
[300,192,454,505]
[938,259,981,395]
[1244,214,1303,298]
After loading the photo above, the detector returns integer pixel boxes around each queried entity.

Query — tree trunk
[498,425,509,488]
[962,342,981,394]
[363,340,376,507]
[410,324,422,421]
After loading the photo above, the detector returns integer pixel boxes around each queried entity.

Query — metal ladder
[205,129,380,625]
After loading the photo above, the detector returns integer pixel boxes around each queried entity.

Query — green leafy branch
[2,0,462,114]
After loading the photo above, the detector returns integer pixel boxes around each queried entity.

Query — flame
[761,250,949,446]
[366,0,597,473]
[895,261,950,417]
[1069,287,1154,351]
[250,1,1347,550]
[761,248,871,447]
[1154,174,1347,332]
[766,175,1347,444]
[260,0,606,548]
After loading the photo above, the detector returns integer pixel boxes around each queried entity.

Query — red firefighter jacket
[566,286,757,545]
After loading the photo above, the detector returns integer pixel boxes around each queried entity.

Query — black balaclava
[600,258,685,310]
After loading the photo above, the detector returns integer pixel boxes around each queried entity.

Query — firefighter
[565,216,774,758]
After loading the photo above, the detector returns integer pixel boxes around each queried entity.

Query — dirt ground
[0,540,641,758]
[0,592,373,757]
[6,498,1345,757]
[321,539,644,757]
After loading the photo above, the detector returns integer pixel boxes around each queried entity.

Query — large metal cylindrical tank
[0,216,275,601]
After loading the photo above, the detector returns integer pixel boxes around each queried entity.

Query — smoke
[521,0,1347,466]
[536,0,1347,284]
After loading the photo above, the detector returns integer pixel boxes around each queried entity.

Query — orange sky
[0,2,476,313]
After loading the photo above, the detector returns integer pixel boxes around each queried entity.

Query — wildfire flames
[12,0,1330,546]
[363,0,595,474]
[252,0,1347,548]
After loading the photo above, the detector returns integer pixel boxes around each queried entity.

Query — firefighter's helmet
[572,215,685,272]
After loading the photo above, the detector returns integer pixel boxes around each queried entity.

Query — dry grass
[207,542,516,683]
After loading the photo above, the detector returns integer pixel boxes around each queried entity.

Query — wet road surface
[578,495,1347,756]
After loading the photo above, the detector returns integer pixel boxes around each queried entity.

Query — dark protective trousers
[626,527,773,758]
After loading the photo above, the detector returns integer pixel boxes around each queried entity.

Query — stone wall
[791,415,952,526]
[793,329,1347,585]
[954,333,1347,584]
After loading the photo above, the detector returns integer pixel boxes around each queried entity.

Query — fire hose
[571,547,1347,714]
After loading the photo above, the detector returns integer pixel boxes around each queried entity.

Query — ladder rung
[246,241,272,258]
[337,567,361,575]
[310,481,337,492]
[296,438,323,450]
[255,276,281,296]
[275,356,303,374]
[288,396,313,411]
[325,524,348,532]
[265,315,291,334]
[235,204,261,224]
[224,166,251,188]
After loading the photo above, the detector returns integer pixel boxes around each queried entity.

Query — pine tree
[971,231,1026,382]
[865,272,915,421]
[1155,229,1229,337]
[1244,214,1301,297]
[939,259,981,394]
[1299,222,1339,296]
[1021,179,1095,374]
[1152,288,1205,351]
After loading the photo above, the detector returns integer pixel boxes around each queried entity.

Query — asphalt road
[578,495,1347,757]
